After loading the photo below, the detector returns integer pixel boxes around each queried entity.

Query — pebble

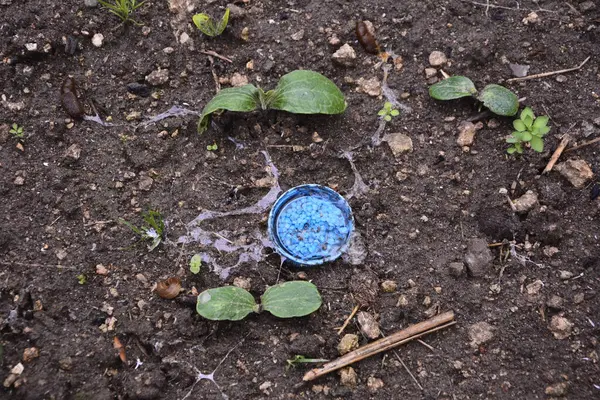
[126,111,142,121]
[555,159,593,188]
[448,262,465,277]
[546,295,564,310]
[179,32,190,44]
[357,311,380,339]
[380,280,397,293]
[396,294,408,307]
[145,69,169,86]
[91,33,104,47]
[332,43,356,67]
[127,82,151,97]
[230,73,249,87]
[138,176,154,191]
[84,0,98,6]
[545,382,569,397]
[96,264,109,275]
[522,11,540,24]
[291,29,304,41]
[526,279,543,296]
[464,238,493,277]
[383,132,413,156]
[233,277,252,291]
[428,51,447,67]
[468,321,495,349]
[555,75,567,83]
[367,377,384,392]
[23,347,39,362]
[355,77,381,96]
[549,315,573,339]
[513,190,538,213]
[559,270,573,280]
[338,334,359,355]
[63,144,81,162]
[509,63,530,77]
[424,67,437,78]
[14,176,25,186]
[339,367,357,389]
[59,357,73,371]
[456,121,483,146]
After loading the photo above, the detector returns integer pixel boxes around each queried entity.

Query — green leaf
[530,135,544,152]
[429,76,477,100]
[198,85,261,133]
[523,115,533,129]
[507,146,517,154]
[192,13,217,36]
[196,287,258,321]
[533,116,549,129]
[190,254,202,274]
[377,109,386,116]
[513,119,526,132]
[515,143,523,153]
[520,107,535,121]
[538,126,551,136]
[384,115,391,121]
[506,136,519,143]
[478,84,519,116]
[512,131,524,141]
[216,8,230,35]
[521,132,532,142]
[390,109,400,116]
[261,281,322,318]
[268,70,347,115]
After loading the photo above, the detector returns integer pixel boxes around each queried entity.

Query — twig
[506,56,591,82]
[394,351,424,391]
[0,261,78,270]
[459,0,556,12]
[199,50,233,63]
[564,136,600,153]
[543,134,571,174]
[304,311,456,381]
[417,339,435,351]
[337,305,360,335]
[207,56,221,93]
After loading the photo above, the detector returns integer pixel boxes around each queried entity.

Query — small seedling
[286,355,328,370]
[429,76,519,116]
[196,281,322,320]
[377,101,399,121]
[193,8,230,37]
[77,274,87,285]
[506,107,550,154]
[9,123,24,141]
[206,143,218,151]
[98,0,146,25]
[198,70,346,133]
[120,209,165,251]
[190,254,202,274]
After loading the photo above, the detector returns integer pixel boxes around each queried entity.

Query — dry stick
[506,56,591,82]
[394,351,424,391]
[543,134,571,174]
[303,311,456,381]
[459,0,556,12]
[199,50,233,63]
[337,305,360,335]
[564,136,600,153]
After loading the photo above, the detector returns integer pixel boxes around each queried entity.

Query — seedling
[377,101,399,121]
[286,355,328,370]
[192,8,230,37]
[196,281,322,320]
[429,76,519,116]
[206,143,218,151]
[98,0,146,25]
[9,123,24,141]
[190,254,202,274]
[77,274,87,285]
[198,70,346,133]
[507,107,550,154]
[120,209,165,251]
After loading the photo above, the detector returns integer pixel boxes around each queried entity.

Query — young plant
[206,143,218,151]
[76,274,87,285]
[193,8,230,37]
[429,76,519,116]
[506,107,550,154]
[286,355,329,370]
[98,0,146,25]
[377,101,399,121]
[190,254,202,274]
[198,70,346,133]
[9,123,24,141]
[196,281,322,320]
[120,209,165,251]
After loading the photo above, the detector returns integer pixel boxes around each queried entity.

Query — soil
[1,0,599,399]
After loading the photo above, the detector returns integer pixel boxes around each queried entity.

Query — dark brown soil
[1,0,600,399]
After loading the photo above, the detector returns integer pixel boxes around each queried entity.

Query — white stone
[92,33,104,48]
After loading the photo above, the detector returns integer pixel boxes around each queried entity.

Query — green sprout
[9,123,24,141]
[98,0,146,25]
[377,102,400,122]
[120,209,165,251]
[190,254,202,274]
[507,107,550,154]
[77,274,87,285]
[192,8,230,37]
[206,143,218,151]
[286,355,328,370]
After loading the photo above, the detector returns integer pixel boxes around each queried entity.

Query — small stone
[127,82,151,97]
[464,238,493,277]
[135,273,148,284]
[163,46,175,54]
[487,119,500,129]
[428,51,447,67]
[91,33,104,48]
[357,311,380,339]
[338,334,359,355]
[579,1,596,12]
[513,190,538,213]
[328,35,340,46]
[522,11,539,24]
[339,367,357,389]
[367,376,384,392]
[424,68,437,78]
[96,264,109,275]
[468,321,495,348]
[233,277,251,291]
[555,75,567,83]
[230,73,248,87]
[179,32,190,44]
[556,159,594,188]
[63,144,81,162]
[259,381,272,394]
[395,171,408,182]
[381,280,397,293]
[23,348,39,362]
[84,0,98,6]
[573,293,585,304]
[126,111,142,121]
[312,131,323,143]
[456,121,483,146]
[291,29,304,41]
[145,69,169,86]
[355,77,381,96]
[509,63,530,78]
[448,262,465,277]
[549,315,573,339]
[543,246,560,258]
[526,279,544,296]
[559,270,573,280]
[545,382,569,397]
[14,176,25,186]
[332,43,356,67]
[138,176,153,191]
[396,294,408,307]
[383,132,413,156]
[546,295,564,310]
[59,357,73,371]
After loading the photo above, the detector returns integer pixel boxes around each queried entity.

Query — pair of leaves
[196,281,322,320]
[189,254,202,274]
[429,76,519,116]
[192,9,229,37]
[198,70,347,133]
[377,101,400,121]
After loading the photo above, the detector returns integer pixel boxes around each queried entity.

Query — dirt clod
[464,238,493,277]
[545,381,569,397]
[555,159,593,188]
[338,334,359,355]
[549,315,573,339]
[380,280,397,293]
[367,376,384,392]
[468,322,494,349]
[383,132,413,156]
[339,367,358,389]
[513,190,538,213]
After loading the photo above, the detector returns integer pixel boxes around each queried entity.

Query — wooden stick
[199,50,233,63]
[564,136,600,153]
[459,0,555,12]
[337,305,359,335]
[303,311,455,381]
[506,56,590,82]
[543,135,571,174]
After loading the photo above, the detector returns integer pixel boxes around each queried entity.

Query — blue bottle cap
[268,184,354,266]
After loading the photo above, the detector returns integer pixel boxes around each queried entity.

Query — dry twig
[507,56,590,82]
[337,305,360,335]
[543,134,571,174]
[200,50,233,63]
[460,0,556,12]
[564,136,600,153]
